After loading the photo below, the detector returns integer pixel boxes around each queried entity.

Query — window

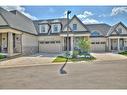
[91,31,101,36]
[45,41,49,44]
[56,41,60,43]
[96,42,100,44]
[50,41,55,44]
[40,25,46,33]
[53,25,58,32]
[101,42,106,44]
[118,28,122,34]
[40,41,44,44]
[91,42,95,44]
[73,24,77,31]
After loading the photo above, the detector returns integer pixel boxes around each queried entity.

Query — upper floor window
[73,24,77,31]
[91,31,101,36]
[40,25,46,33]
[117,28,122,34]
[53,25,58,32]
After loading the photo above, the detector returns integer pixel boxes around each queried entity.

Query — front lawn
[119,51,127,56]
[52,56,96,63]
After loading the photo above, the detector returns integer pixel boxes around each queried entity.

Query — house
[0,7,127,56]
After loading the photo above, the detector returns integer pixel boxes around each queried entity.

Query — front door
[64,37,71,51]
[120,39,124,50]
[111,39,117,50]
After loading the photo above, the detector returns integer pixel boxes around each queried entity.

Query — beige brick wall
[22,33,38,55]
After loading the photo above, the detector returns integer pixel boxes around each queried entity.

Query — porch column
[117,38,120,52]
[8,32,13,56]
[71,36,74,51]
[108,38,111,51]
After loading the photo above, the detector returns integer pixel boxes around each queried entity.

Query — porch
[108,36,127,52]
[0,29,22,56]
[60,33,90,54]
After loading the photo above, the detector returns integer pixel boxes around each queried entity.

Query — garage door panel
[39,42,62,53]
[91,44,105,52]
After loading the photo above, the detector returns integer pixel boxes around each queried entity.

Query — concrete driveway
[0,53,59,68]
[91,52,127,61]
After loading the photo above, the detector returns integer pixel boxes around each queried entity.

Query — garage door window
[50,41,55,44]
[40,41,44,44]
[56,41,60,43]
[91,42,95,44]
[45,41,50,44]
[96,42,100,44]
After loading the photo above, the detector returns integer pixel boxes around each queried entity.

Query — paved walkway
[91,52,127,61]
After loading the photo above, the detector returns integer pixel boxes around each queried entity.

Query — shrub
[0,54,5,59]
[73,50,79,58]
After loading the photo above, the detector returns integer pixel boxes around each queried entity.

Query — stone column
[108,38,111,51]
[71,36,74,51]
[70,36,74,56]
[117,38,120,52]
[8,32,13,56]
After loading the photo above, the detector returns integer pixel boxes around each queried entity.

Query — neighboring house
[0,7,127,56]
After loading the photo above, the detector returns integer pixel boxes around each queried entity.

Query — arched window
[91,31,101,36]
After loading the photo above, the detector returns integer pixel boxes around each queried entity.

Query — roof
[85,23,111,36]
[0,7,38,35]
[62,15,90,32]
[107,22,127,36]
[33,18,67,35]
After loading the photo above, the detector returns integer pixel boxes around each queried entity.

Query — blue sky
[2,6,127,26]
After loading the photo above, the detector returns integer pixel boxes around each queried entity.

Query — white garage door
[91,42,106,52]
[39,41,62,53]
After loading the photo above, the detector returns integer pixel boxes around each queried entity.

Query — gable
[115,24,127,34]
[108,22,127,36]
[63,16,88,32]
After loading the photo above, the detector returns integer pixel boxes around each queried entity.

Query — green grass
[0,54,6,59]
[119,51,127,56]
[52,56,96,63]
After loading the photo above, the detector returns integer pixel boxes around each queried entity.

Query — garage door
[39,41,62,53]
[91,42,106,52]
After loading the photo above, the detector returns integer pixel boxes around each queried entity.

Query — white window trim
[73,24,77,31]
[39,25,47,33]
[52,24,60,33]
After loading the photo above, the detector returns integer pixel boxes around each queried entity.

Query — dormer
[51,23,61,33]
[39,24,49,33]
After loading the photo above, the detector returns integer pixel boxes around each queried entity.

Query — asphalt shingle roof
[0,7,37,35]
[85,24,111,36]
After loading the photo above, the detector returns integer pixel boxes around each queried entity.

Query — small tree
[78,39,90,53]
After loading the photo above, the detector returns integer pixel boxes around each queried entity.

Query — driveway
[0,59,127,89]
[91,52,127,61]
[0,53,59,68]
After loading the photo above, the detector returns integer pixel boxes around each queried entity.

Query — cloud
[1,6,38,20]
[82,18,102,24]
[111,7,127,16]
[99,14,107,17]
[77,11,93,18]
[77,11,102,24]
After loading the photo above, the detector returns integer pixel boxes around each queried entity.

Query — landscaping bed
[52,55,96,63]
[119,51,127,56]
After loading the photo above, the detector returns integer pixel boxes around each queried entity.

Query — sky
[1,6,127,26]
